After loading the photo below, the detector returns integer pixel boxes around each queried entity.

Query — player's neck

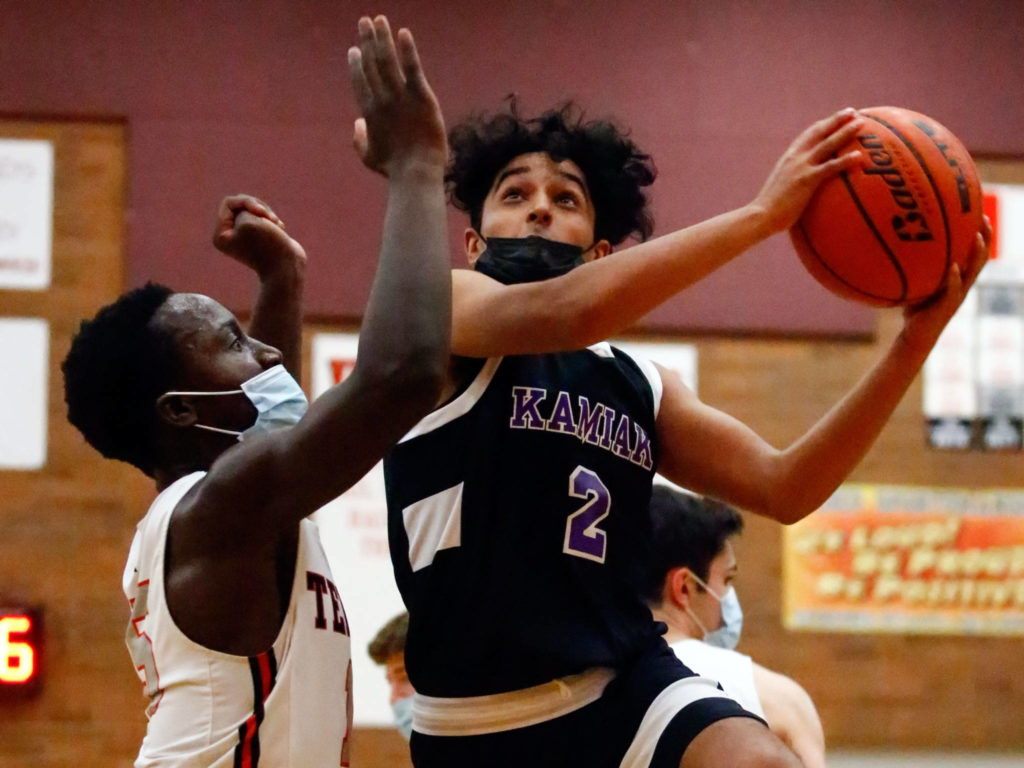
[651,608,699,646]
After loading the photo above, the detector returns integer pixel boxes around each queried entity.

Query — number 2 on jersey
[563,466,611,563]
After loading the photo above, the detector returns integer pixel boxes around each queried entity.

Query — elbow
[359,348,446,414]
[757,487,827,526]
[390,364,446,414]
[746,446,839,525]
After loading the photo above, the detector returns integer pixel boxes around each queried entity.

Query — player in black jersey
[377,99,990,768]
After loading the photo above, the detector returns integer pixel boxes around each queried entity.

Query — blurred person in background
[369,611,415,740]
[641,485,826,768]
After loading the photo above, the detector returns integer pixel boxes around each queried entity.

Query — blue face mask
[391,696,414,741]
[473,235,593,285]
[685,575,744,651]
[162,364,308,441]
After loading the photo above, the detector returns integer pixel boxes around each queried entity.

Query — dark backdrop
[3,0,1022,335]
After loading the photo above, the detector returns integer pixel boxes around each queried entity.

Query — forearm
[248,256,306,379]
[357,159,451,392]
[455,203,775,357]
[567,204,775,341]
[764,332,931,522]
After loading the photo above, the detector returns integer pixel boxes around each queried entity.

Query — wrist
[256,247,307,283]
[894,324,938,360]
[738,202,779,242]
[387,149,447,181]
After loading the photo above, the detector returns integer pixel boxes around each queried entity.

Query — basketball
[791,106,983,306]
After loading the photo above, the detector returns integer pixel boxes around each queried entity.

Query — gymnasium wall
[2,0,1023,336]
[2,2,1023,767]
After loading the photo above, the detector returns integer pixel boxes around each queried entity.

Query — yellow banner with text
[783,484,1024,635]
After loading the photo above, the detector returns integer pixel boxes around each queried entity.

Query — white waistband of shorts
[412,667,616,737]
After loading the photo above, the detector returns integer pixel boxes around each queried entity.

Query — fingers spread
[811,116,863,164]
[820,148,863,175]
[373,15,404,93]
[352,117,369,156]
[348,46,372,111]
[800,107,858,150]
[397,27,427,92]
[357,16,385,100]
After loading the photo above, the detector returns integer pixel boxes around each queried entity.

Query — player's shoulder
[672,637,749,665]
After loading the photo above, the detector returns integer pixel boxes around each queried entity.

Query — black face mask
[473,235,592,285]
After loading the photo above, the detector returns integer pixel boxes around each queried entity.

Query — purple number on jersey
[563,466,611,563]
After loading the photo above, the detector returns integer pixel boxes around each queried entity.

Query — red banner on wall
[783,484,1024,635]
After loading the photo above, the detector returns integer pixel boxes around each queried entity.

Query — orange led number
[0,615,35,684]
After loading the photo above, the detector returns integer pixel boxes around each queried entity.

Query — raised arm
[656,220,990,524]
[451,109,865,357]
[200,17,450,523]
[212,195,306,379]
[161,16,450,657]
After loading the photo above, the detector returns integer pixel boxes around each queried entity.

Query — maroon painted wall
[3,0,1022,335]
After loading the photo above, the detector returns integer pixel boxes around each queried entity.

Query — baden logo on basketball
[858,133,935,243]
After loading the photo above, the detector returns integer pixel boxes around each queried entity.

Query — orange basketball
[791,106,983,306]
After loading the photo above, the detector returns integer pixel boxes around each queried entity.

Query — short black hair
[640,485,744,605]
[62,282,176,477]
[446,101,656,246]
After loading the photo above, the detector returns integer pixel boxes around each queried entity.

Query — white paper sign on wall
[0,140,54,291]
[0,318,49,469]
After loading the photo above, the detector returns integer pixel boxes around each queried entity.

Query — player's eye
[556,192,579,206]
[231,336,244,351]
[501,187,524,201]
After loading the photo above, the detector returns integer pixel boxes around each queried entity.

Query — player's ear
[465,228,486,267]
[667,567,693,609]
[156,393,198,429]
[584,239,612,262]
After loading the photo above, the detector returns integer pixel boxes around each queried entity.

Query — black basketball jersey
[384,343,666,698]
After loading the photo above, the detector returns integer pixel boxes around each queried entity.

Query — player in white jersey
[62,17,450,767]
[641,485,827,768]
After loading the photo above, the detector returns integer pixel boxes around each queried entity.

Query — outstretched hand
[900,215,992,351]
[348,16,446,177]
[751,108,865,234]
[212,194,306,276]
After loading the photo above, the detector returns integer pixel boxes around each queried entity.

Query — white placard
[923,379,977,418]
[934,292,977,350]
[310,331,402,726]
[976,346,1024,386]
[0,318,49,468]
[978,184,1024,286]
[611,339,698,394]
[924,345,975,383]
[308,332,698,725]
[0,140,54,290]
[976,315,1024,353]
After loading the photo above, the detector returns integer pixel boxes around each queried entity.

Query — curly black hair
[640,486,744,605]
[446,101,657,246]
[62,282,177,477]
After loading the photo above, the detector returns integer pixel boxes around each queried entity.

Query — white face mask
[162,364,308,441]
[684,572,744,651]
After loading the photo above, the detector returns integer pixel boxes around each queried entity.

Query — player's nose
[527,203,552,226]
[255,340,283,369]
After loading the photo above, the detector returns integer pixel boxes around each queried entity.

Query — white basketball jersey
[669,638,765,719]
[123,472,353,767]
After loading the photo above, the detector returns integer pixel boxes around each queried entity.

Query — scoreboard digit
[0,607,43,699]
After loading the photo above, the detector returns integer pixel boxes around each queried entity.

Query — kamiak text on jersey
[509,387,654,471]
